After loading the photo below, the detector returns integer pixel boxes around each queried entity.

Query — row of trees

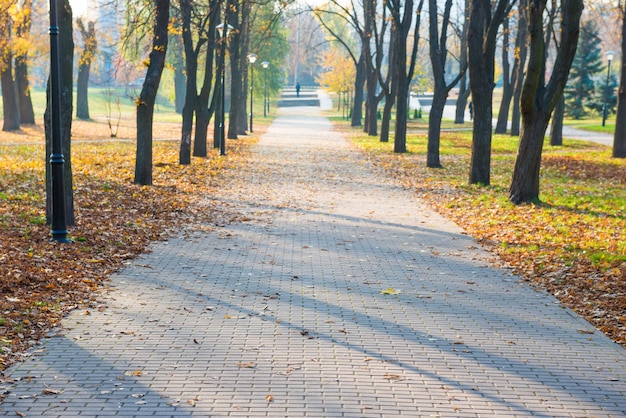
[314,0,626,205]
[0,0,292,225]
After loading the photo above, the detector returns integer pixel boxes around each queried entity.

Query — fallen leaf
[265,394,274,403]
[380,288,401,295]
[42,388,62,395]
[237,362,255,368]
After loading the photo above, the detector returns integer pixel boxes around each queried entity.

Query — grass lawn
[334,114,626,347]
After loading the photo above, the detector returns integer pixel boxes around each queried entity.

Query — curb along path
[1,107,625,417]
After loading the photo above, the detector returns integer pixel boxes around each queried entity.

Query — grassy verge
[336,117,626,347]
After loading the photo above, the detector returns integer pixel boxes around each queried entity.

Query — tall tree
[509,0,583,204]
[454,0,471,125]
[467,0,512,185]
[495,15,512,134]
[563,19,603,119]
[14,0,34,125]
[1,4,20,132]
[134,0,170,186]
[227,0,243,140]
[510,0,528,136]
[76,18,97,120]
[387,0,424,153]
[179,0,208,164]
[428,0,465,166]
[194,0,219,156]
[614,2,626,158]
[45,0,75,226]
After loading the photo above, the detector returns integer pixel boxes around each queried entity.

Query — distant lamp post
[262,61,269,117]
[247,53,257,132]
[49,0,70,243]
[216,23,233,156]
[602,50,616,127]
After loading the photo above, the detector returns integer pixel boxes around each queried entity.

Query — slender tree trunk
[550,93,564,146]
[227,2,242,140]
[495,17,512,134]
[394,33,409,153]
[428,0,454,166]
[511,0,529,137]
[455,0,471,124]
[468,0,493,185]
[427,92,446,167]
[15,0,34,125]
[194,0,219,157]
[351,54,365,127]
[173,35,186,114]
[179,0,198,165]
[468,0,509,186]
[613,3,626,158]
[134,0,170,186]
[45,0,74,225]
[1,60,20,132]
[76,19,96,120]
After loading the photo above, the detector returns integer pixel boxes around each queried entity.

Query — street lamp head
[216,23,234,38]
[262,61,269,69]
[606,50,616,63]
[248,53,257,64]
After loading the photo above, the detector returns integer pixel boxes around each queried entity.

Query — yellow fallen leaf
[380,288,401,295]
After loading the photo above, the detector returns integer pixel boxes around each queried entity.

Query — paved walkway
[2,107,625,417]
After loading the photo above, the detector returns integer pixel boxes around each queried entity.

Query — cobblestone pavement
[1,106,625,417]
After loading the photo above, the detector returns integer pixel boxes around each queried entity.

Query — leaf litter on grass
[0,122,259,372]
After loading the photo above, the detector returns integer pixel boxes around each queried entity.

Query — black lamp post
[262,61,269,117]
[49,0,70,243]
[602,50,615,127]
[247,53,257,132]
[217,23,232,156]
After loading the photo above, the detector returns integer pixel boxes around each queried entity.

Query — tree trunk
[1,60,20,132]
[495,17,511,134]
[510,0,528,137]
[76,19,96,120]
[394,32,409,153]
[613,4,626,158]
[351,54,365,127]
[15,0,34,125]
[134,0,170,186]
[45,0,74,226]
[227,2,242,140]
[194,0,219,157]
[510,116,549,203]
[173,35,186,114]
[179,0,197,165]
[468,0,509,186]
[550,93,564,146]
[455,0,471,124]
[428,0,454,166]
[509,0,583,204]
[427,92,447,167]
[364,68,378,136]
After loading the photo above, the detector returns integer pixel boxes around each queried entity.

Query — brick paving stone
[1,105,625,417]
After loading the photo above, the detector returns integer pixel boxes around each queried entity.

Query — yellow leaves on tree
[315,47,355,94]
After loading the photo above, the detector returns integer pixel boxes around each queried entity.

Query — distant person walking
[468,101,473,120]
[296,82,301,98]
